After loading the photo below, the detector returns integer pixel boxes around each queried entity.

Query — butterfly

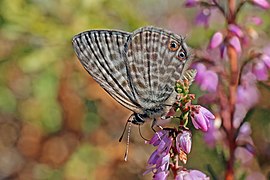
[72,26,193,128]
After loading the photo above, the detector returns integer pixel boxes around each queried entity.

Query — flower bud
[176,131,192,154]
[251,0,270,9]
[229,36,242,53]
[191,106,215,132]
[208,31,223,49]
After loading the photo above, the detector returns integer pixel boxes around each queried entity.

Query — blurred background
[0,0,270,179]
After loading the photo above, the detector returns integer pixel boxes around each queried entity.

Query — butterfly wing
[72,30,143,113]
[125,26,192,108]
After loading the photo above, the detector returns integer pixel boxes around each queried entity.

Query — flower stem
[225,0,239,179]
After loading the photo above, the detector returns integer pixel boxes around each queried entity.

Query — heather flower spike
[145,130,171,179]
[145,69,215,179]
[179,0,268,179]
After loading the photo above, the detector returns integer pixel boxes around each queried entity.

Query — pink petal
[200,106,215,120]
[261,54,270,68]
[184,0,198,7]
[209,32,223,49]
[252,0,270,9]
[189,170,209,179]
[200,70,218,92]
[195,9,211,28]
[252,61,268,81]
[153,171,169,180]
[220,44,227,59]
[192,112,208,132]
[228,24,244,38]
[229,36,242,53]
[239,122,252,136]
[237,85,260,109]
[250,16,263,25]
[194,63,206,84]
[177,131,192,154]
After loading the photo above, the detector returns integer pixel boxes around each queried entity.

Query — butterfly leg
[151,118,164,140]
[151,118,164,131]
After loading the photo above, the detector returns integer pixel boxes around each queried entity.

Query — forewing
[72,30,142,113]
[125,26,191,107]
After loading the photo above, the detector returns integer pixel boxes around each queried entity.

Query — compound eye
[168,40,179,51]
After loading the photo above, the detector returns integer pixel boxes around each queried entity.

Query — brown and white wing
[125,26,192,108]
[72,30,143,113]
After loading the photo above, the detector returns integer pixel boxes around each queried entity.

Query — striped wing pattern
[72,30,143,113]
[72,26,191,119]
[125,27,189,108]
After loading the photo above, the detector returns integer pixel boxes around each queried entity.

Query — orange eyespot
[168,40,179,51]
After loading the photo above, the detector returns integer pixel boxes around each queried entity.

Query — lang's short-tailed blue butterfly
[72,26,193,129]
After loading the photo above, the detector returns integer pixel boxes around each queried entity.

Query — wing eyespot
[168,40,179,51]
[176,49,187,61]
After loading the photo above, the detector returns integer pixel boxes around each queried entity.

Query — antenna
[124,122,132,161]
[119,115,133,142]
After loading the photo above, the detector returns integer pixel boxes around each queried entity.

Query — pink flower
[220,44,227,59]
[208,32,223,49]
[149,130,169,146]
[200,70,218,92]
[261,54,270,68]
[252,60,268,81]
[190,106,215,132]
[235,147,254,165]
[237,84,259,110]
[176,131,192,154]
[239,122,252,137]
[145,130,172,179]
[194,63,207,84]
[204,120,222,148]
[153,171,169,180]
[175,169,209,180]
[194,63,219,92]
[241,72,257,86]
[195,9,211,28]
[229,36,242,53]
[233,104,248,128]
[184,0,198,7]
[252,54,270,81]
[249,16,263,25]
[251,0,270,9]
[228,24,244,38]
